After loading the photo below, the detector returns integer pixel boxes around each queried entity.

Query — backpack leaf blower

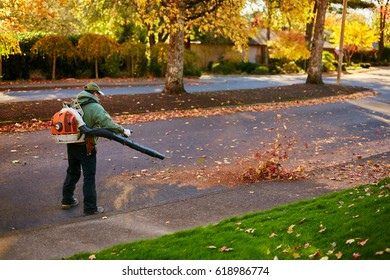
[50,107,165,160]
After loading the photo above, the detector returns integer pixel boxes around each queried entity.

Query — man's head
[84,82,105,96]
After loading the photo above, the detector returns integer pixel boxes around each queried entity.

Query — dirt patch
[0,83,372,124]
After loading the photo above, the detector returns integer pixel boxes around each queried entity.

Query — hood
[76,91,100,103]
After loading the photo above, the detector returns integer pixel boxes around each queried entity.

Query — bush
[281,61,302,73]
[100,54,121,78]
[253,65,269,75]
[184,49,202,77]
[322,51,337,72]
[239,62,260,74]
[211,57,241,75]
[149,43,168,77]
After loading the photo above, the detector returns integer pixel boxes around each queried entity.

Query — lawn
[68,178,389,260]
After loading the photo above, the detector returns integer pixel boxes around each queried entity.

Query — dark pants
[62,144,97,214]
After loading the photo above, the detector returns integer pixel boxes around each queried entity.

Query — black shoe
[84,206,104,216]
[61,198,79,210]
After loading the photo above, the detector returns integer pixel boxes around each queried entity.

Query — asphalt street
[1,68,390,102]
[0,69,389,259]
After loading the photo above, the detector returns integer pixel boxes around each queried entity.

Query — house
[190,29,335,68]
[248,28,276,64]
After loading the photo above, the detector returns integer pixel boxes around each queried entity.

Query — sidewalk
[0,77,215,92]
[0,178,342,260]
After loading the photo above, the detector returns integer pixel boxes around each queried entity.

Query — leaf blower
[50,107,165,160]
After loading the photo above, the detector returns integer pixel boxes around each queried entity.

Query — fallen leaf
[375,251,384,255]
[292,252,301,259]
[309,252,321,258]
[275,244,282,251]
[385,248,390,253]
[330,242,337,248]
[358,239,368,246]
[266,248,271,255]
[346,239,355,245]
[88,254,96,260]
[335,251,343,259]
[353,252,360,259]
[219,246,233,252]
[269,232,277,238]
[287,224,295,234]
[245,228,256,233]
[319,228,326,233]
[304,243,310,249]
[320,256,329,260]
[207,246,217,249]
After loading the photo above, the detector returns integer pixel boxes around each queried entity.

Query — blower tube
[79,125,165,160]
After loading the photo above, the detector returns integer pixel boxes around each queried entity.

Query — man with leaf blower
[60,82,132,215]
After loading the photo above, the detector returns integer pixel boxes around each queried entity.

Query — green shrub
[100,54,121,78]
[253,65,269,75]
[239,62,260,74]
[322,51,337,72]
[149,43,167,77]
[281,61,303,73]
[184,49,201,77]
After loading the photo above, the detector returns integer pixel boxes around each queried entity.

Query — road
[1,67,390,103]
[0,68,389,251]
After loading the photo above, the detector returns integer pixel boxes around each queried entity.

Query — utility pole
[336,0,348,85]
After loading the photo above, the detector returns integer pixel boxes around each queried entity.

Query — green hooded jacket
[76,91,125,144]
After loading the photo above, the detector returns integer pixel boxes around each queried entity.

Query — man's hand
[123,129,132,137]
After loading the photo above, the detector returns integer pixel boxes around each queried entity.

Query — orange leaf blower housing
[50,108,86,143]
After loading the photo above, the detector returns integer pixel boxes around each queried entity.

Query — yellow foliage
[268,30,310,61]
[77,33,118,62]
[31,34,75,59]
[0,32,22,57]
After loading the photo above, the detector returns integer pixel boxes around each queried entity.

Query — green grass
[68,178,390,260]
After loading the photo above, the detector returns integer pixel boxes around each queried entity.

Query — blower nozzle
[79,125,165,160]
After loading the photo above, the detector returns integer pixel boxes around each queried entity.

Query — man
[61,82,131,215]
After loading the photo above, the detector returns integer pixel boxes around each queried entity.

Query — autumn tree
[373,0,390,60]
[133,0,250,94]
[77,34,118,79]
[133,0,170,47]
[306,0,329,84]
[329,14,379,66]
[31,34,76,80]
[0,32,22,79]
[119,42,147,77]
[1,0,77,33]
[268,30,311,65]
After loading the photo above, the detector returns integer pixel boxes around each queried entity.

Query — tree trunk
[305,1,317,44]
[52,55,56,80]
[95,58,99,79]
[162,8,186,95]
[378,3,388,61]
[306,0,329,84]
